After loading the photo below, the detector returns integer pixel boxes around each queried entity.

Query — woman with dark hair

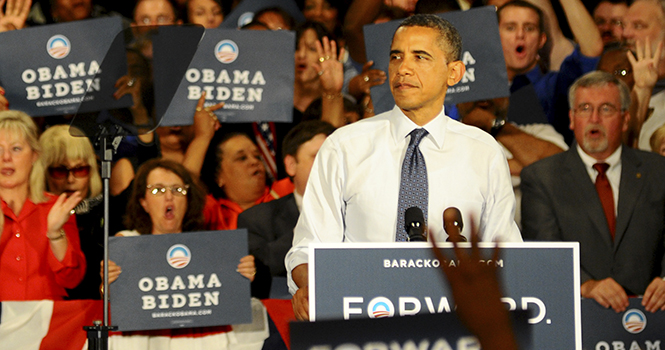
[107,158,255,283]
[122,158,207,235]
[202,133,278,231]
[293,21,346,127]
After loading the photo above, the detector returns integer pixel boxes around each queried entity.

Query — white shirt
[638,90,665,151]
[285,106,523,293]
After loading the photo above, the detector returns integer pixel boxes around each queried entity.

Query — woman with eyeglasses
[0,111,85,301]
[106,158,255,284]
[34,124,105,299]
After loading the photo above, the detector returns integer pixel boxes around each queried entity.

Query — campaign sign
[291,310,533,350]
[310,242,580,350]
[152,28,295,125]
[364,6,509,115]
[582,298,665,350]
[109,230,251,331]
[0,17,130,116]
[220,0,305,29]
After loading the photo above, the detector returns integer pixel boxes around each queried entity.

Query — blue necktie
[396,128,429,241]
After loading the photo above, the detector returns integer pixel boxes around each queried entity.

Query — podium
[308,242,581,350]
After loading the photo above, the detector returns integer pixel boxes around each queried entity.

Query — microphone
[405,207,427,242]
[443,207,467,242]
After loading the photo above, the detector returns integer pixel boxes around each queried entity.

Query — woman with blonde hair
[36,124,104,299]
[0,111,85,301]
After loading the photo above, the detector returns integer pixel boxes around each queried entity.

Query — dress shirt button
[16,255,22,261]
[15,233,20,238]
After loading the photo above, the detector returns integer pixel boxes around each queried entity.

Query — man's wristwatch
[490,118,506,138]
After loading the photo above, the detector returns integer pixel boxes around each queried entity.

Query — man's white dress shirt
[286,106,522,293]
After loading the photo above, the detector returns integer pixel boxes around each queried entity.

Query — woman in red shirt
[0,110,85,300]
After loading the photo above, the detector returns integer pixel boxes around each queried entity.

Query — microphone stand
[82,121,131,349]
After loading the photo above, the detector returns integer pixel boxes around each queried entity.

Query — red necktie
[593,163,615,239]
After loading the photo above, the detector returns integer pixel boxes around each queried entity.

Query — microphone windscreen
[405,207,425,231]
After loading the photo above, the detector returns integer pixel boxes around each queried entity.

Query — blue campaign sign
[220,0,305,29]
[364,6,509,115]
[0,17,130,117]
[291,310,533,350]
[152,27,295,125]
[311,242,580,350]
[109,230,251,331]
[582,298,665,350]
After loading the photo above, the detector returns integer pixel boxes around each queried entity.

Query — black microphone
[443,207,467,242]
[405,207,427,242]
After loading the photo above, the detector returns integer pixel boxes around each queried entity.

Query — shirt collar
[390,105,448,149]
[294,190,303,212]
[576,144,622,170]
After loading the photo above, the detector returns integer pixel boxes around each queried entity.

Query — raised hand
[193,91,222,140]
[627,37,663,92]
[47,192,82,236]
[315,36,345,96]
[0,0,31,32]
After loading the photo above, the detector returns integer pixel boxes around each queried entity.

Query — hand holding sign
[0,87,7,111]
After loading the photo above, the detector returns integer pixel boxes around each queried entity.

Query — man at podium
[286,14,522,320]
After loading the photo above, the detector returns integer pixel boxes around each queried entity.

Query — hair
[33,125,101,199]
[594,0,631,9]
[200,131,256,199]
[0,110,45,203]
[240,20,270,30]
[282,121,336,160]
[497,0,546,35]
[568,71,632,111]
[295,20,335,44]
[124,158,206,234]
[650,123,665,152]
[394,14,463,62]
[254,6,296,30]
[183,0,225,24]
[415,0,461,14]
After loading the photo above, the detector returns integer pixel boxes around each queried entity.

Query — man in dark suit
[237,121,335,297]
[521,71,665,313]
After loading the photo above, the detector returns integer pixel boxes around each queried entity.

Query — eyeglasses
[146,184,189,196]
[574,103,620,118]
[138,16,174,25]
[48,165,91,179]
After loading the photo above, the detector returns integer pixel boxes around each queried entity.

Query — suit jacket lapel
[564,149,614,248]
[615,148,643,249]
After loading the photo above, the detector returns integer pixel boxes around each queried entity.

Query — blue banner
[311,242,580,350]
[0,17,130,117]
[109,230,252,331]
[152,27,295,125]
[220,0,304,29]
[582,298,665,350]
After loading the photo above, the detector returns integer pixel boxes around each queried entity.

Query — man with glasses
[593,0,629,47]
[521,71,665,313]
